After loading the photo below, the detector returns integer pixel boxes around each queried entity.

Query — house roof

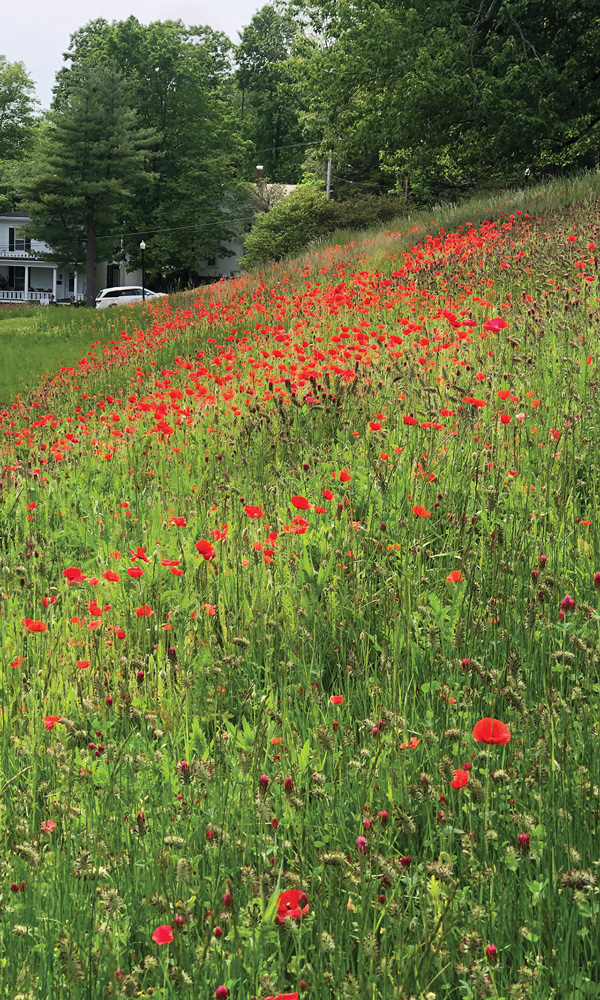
[0,212,30,221]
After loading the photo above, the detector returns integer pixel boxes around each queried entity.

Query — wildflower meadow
[1,176,600,1000]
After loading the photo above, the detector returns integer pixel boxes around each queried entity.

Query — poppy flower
[244,505,264,518]
[291,496,311,510]
[102,570,120,582]
[169,516,186,527]
[130,546,150,563]
[76,660,90,670]
[451,768,470,789]
[472,718,511,744]
[399,736,420,749]
[322,489,334,501]
[339,469,352,482]
[265,994,299,1000]
[497,389,510,400]
[195,539,216,560]
[127,566,144,578]
[152,924,174,945]
[41,820,56,833]
[136,604,153,618]
[446,569,463,583]
[330,695,344,705]
[274,889,309,925]
[483,317,508,332]
[412,505,430,518]
[43,715,61,730]
[23,619,47,632]
[63,567,87,584]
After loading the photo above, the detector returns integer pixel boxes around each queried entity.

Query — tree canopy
[21,60,153,305]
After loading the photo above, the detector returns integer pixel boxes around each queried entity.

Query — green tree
[21,60,153,305]
[0,55,38,211]
[295,0,600,199]
[236,4,309,183]
[58,18,249,287]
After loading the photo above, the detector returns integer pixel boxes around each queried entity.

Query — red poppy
[43,715,61,730]
[412,505,431,518]
[23,619,47,633]
[483,317,508,332]
[152,924,174,945]
[244,505,264,518]
[195,539,216,560]
[339,469,352,482]
[265,994,300,1000]
[499,414,511,424]
[161,558,180,567]
[274,889,309,925]
[369,421,382,431]
[446,569,463,583]
[462,397,487,407]
[330,695,344,705]
[451,768,470,789]
[102,570,120,582]
[169,516,186,527]
[497,389,510,400]
[472,718,511,744]
[322,489,334,501]
[399,737,420,749]
[136,604,153,618]
[130,546,150,563]
[63,567,87,584]
[127,566,144,578]
[291,496,311,510]
[76,660,90,670]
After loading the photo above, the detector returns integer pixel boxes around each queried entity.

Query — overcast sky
[3,0,262,109]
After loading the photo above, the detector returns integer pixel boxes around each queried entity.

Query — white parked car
[95,286,168,309]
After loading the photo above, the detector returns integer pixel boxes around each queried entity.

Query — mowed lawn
[0,175,600,1000]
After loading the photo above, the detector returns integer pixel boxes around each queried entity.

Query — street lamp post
[140,241,146,302]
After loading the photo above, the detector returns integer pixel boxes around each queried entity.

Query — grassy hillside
[0,173,599,1000]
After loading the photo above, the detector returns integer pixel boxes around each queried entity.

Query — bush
[240,189,406,268]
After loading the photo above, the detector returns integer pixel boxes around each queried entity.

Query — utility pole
[326,151,332,201]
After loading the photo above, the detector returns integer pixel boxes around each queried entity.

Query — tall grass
[0,176,599,999]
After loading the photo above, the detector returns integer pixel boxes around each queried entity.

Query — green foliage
[20,60,153,305]
[236,4,310,183]
[241,188,406,266]
[0,55,38,212]
[240,185,333,266]
[59,18,250,287]
[296,0,600,199]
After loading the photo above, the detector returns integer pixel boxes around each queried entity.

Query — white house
[0,212,86,305]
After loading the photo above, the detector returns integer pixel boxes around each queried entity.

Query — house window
[8,266,25,291]
[68,273,75,293]
[207,257,217,267]
[8,228,31,253]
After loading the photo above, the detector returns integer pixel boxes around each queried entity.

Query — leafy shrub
[240,188,405,268]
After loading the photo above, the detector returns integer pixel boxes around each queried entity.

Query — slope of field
[1,181,600,1000]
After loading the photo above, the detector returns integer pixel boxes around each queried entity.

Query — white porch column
[24,265,29,299]
[52,267,57,299]
[73,272,78,301]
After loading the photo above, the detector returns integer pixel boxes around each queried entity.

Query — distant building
[0,212,85,304]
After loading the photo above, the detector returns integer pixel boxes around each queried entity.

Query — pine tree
[21,60,154,305]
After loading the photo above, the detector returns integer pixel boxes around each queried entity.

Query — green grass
[0,174,599,999]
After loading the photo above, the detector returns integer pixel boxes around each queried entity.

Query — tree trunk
[86,214,96,307]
